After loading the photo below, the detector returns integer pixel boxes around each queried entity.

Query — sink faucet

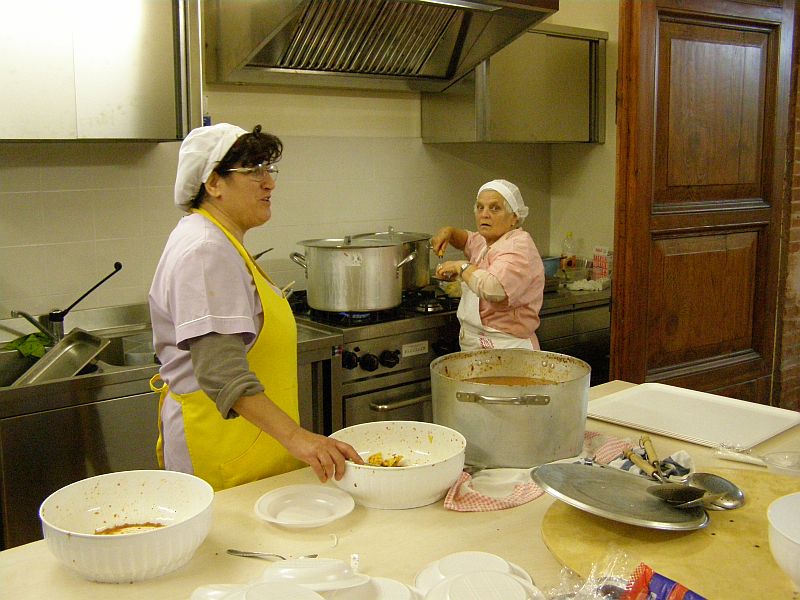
[10,310,58,344]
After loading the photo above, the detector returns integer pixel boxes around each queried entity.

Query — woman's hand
[430,227,453,257]
[284,427,364,483]
[435,259,464,282]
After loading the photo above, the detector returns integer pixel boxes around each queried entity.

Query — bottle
[561,232,577,269]
[202,95,211,127]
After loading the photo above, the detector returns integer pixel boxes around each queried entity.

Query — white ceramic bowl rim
[331,420,467,469]
[39,469,214,538]
[768,491,800,544]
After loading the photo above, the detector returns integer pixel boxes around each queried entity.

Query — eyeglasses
[226,162,279,182]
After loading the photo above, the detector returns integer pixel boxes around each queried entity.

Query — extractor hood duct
[207,0,558,92]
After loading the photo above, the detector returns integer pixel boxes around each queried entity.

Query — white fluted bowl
[329,421,466,509]
[39,470,213,583]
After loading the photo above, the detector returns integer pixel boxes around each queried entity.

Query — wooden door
[612,0,796,403]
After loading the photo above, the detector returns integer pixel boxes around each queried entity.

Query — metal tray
[532,462,709,531]
[11,328,110,387]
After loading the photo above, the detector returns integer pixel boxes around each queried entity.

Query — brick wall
[778,30,800,410]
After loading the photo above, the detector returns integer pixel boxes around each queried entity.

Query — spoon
[226,549,318,561]
[646,482,707,505]
[684,472,745,510]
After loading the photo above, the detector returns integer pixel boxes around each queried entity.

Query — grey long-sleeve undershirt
[186,332,264,419]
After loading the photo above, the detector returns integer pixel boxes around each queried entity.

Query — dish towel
[443,431,692,512]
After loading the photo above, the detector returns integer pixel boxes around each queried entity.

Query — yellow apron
[151,208,302,491]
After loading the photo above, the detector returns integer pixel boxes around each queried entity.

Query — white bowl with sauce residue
[329,421,466,509]
[39,469,213,582]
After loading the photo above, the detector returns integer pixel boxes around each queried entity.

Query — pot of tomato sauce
[430,349,590,468]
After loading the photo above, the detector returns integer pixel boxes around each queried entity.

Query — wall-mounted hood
[205,0,558,92]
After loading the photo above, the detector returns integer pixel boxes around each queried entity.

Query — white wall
[545,0,619,258]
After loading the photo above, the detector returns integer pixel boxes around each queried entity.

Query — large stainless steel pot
[430,349,590,468]
[352,229,431,290]
[291,237,416,311]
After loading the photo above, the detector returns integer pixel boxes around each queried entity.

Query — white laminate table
[1,381,797,599]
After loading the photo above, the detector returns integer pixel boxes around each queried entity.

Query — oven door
[345,379,432,427]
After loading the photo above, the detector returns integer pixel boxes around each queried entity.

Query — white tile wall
[0,136,550,320]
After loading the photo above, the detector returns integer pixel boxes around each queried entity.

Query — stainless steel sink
[0,329,157,388]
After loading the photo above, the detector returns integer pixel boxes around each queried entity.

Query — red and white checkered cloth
[443,430,635,512]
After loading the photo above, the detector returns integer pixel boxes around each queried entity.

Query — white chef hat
[477,179,529,225]
[174,123,248,211]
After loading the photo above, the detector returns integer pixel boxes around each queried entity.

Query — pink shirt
[463,229,544,340]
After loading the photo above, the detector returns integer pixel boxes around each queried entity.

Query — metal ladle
[647,482,707,505]
[684,472,745,510]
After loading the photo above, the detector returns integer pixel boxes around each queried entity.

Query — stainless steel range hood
[205,0,558,92]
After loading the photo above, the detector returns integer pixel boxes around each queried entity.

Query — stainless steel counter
[0,305,344,550]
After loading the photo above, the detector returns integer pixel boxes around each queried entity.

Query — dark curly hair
[190,125,283,209]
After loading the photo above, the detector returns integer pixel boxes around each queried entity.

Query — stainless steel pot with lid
[430,349,591,468]
[351,228,431,290]
[291,236,416,312]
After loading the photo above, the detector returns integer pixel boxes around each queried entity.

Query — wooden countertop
[2,381,798,598]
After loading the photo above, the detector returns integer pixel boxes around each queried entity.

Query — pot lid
[352,230,431,243]
[298,237,403,249]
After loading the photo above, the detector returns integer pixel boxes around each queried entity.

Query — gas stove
[291,287,460,430]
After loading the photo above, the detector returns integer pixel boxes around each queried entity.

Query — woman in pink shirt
[432,179,545,350]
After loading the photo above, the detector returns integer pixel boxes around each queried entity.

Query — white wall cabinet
[422,24,607,144]
[0,0,199,141]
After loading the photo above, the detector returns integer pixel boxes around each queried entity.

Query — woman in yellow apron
[149,123,361,491]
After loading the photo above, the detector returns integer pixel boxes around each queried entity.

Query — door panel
[612,0,794,401]
[647,231,757,366]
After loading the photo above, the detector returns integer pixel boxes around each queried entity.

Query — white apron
[457,280,534,351]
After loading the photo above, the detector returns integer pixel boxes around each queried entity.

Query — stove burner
[309,307,403,327]
[415,299,445,313]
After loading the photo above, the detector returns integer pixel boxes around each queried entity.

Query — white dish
[191,583,325,600]
[414,552,532,594]
[258,558,370,592]
[254,485,355,528]
[191,584,249,600]
[230,582,326,600]
[323,576,421,599]
[587,383,800,448]
[424,571,545,600]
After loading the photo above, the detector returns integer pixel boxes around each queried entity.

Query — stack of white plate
[414,551,545,600]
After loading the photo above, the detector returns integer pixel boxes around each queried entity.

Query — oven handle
[456,392,551,406]
[369,394,431,412]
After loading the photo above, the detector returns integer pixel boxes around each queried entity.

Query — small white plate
[254,485,355,528]
[258,558,370,593]
[413,552,532,594]
[323,576,421,599]
[424,572,545,600]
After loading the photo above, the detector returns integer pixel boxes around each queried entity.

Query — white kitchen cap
[477,179,529,225]
[174,123,248,211]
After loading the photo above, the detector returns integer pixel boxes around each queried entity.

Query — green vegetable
[4,332,52,359]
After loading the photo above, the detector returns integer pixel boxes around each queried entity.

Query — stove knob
[379,350,400,368]
[342,350,359,370]
[358,353,380,372]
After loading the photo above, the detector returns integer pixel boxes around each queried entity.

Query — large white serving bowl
[768,491,800,589]
[329,421,466,509]
[39,469,214,583]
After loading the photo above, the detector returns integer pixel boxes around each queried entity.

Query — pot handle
[369,394,430,412]
[395,251,417,271]
[289,252,307,273]
[456,391,550,406]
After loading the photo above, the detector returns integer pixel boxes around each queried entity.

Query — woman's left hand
[436,260,464,281]
[285,428,364,483]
